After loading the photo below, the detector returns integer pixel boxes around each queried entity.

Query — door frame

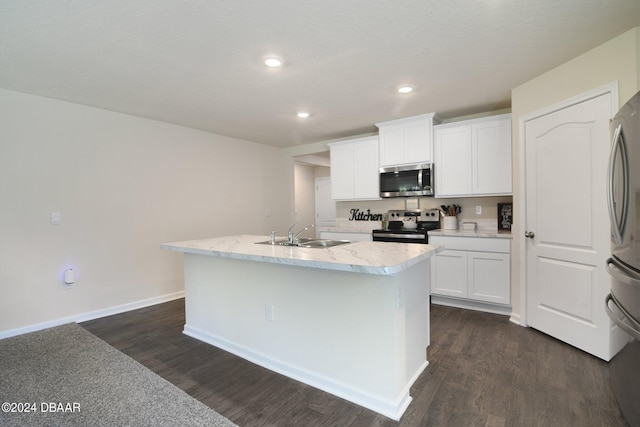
[517,81,619,327]
[315,176,336,228]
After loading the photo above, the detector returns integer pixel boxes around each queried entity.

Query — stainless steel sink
[298,239,351,248]
[255,238,351,248]
[255,237,312,246]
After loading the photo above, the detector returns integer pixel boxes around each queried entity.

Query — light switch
[50,212,62,225]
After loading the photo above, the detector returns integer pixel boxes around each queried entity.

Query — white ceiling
[1,1,639,148]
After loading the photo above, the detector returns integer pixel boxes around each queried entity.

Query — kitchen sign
[349,209,383,221]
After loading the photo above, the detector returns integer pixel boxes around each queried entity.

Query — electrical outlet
[475,205,482,215]
[50,212,62,225]
[265,304,274,322]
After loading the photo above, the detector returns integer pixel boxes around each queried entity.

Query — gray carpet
[0,323,238,426]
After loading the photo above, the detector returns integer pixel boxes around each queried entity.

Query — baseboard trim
[0,291,185,340]
[431,295,512,316]
[183,323,421,421]
[509,312,523,326]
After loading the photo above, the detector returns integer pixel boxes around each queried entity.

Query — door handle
[525,231,535,238]
[605,293,640,341]
[607,123,629,245]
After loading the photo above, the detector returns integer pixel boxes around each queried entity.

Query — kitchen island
[161,235,440,420]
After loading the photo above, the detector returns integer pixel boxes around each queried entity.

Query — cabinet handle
[524,231,535,238]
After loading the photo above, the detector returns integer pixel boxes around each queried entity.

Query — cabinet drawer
[430,236,510,253]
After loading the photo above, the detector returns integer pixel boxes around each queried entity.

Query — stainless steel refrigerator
[606,90,640,427]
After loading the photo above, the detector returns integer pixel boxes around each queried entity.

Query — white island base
[163,236,436,420]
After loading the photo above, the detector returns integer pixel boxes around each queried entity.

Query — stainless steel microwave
[379,163,434,198]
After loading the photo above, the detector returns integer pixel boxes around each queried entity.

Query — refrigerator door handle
[606,257,640,282]
[605,293,640,341]
[607,123,629,246]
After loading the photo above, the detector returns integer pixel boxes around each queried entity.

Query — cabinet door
[405,119,432,163]
[472,118,512,195]
[435,125,472,196]
[431,249,468,298]
[379,124,404,167]
[329,143,355,200]
[468,251,510,304]
[353,138,380,199]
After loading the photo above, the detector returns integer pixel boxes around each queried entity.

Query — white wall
[294,163,317,233]
[293,163,331,237]
[510,27,640,321]
[0,88,292,335]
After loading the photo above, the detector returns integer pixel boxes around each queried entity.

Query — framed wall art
[498,203,512,231]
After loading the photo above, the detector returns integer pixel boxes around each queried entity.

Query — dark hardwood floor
[81,299,628,427]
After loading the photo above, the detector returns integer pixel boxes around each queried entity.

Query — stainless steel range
[372,209,441,244]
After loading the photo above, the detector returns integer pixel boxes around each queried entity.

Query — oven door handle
[374,233,426,240]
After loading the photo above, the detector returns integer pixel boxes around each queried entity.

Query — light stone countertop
[428,229,513,239]
[161,234,441,276]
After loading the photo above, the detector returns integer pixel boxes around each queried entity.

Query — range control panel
[388,209,440,223]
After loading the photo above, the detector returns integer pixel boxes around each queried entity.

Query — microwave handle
[417,169,423,190]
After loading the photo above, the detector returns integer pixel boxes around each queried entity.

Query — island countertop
[161,234,440,276]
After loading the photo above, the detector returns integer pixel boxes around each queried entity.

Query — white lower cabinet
[430,236,510,311]
[467,251,510,304]
[431,249,467,298]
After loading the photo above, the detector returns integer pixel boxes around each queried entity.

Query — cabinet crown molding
[375,112,440,128]
[435,113,511,129]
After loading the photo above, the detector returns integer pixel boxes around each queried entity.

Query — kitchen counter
[162,234,439,275]
[162,234,438,420]
[428,228,512,239]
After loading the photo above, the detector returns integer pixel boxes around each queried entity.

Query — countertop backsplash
[319,218,506,234]
[456,218,500,231]
[319,219,382,233]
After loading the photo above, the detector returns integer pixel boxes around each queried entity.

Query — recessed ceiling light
[264,57,282,68]
[297,111,310,118]
[398,86,414,94]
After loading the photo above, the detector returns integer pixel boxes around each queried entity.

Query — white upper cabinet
[435,114,512,197]
[434,125,473,196]
[329,136,380,201]
[472,118,513,194]
[376,113,439,167]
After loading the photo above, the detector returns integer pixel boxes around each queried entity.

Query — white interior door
[315,177,336,227]
[524,91,616,360]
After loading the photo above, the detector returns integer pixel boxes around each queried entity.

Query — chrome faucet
[287,223,298,244]
[288,223,316,244]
